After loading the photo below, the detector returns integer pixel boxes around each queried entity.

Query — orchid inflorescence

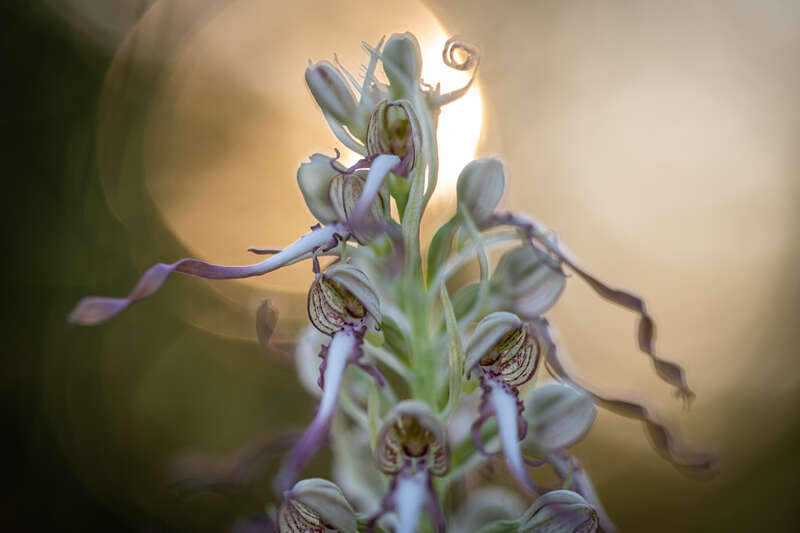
[70,33,714,533]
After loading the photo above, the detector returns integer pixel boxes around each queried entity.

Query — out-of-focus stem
[406,279,436,407]
[456,206,489,329]
[427,231,520,303]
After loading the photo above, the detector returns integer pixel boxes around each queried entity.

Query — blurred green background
[2,0,799,531]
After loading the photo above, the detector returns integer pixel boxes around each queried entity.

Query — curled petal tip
[68,297,126,325]
[442,36,479,72]
[432,37,480,106]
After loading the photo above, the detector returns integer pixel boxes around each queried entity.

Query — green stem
[456,206,491,329]
[405,278,436,406]
[401,89,438,278]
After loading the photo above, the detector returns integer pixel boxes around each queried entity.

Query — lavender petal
[395,470,428,533]
[69,223,346,325]
[349,154,401,224]
[273,329,357,492]
[487,378,537,495]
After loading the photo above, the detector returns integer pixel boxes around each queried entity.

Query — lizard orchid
[70,31,714,533]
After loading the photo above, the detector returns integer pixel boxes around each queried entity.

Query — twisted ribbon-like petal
[532,317,716,474]
[69,223,346,325]
[273,328,357,492]
[490,211,695,402]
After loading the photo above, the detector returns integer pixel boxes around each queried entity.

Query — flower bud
[305,61,358,129]
[518,490,598,533]
[308,264,380,336]
[491,246,566,319]
[297,154,340,225]
[366,100,420,177]
[522,383,596,455]
[376,400,449,476]
[466,312,540,388]
[382,33,423,91]
[457,158,505,227]
[277,478,358,533]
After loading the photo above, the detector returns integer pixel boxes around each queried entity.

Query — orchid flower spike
[70,30,713,532]
[370,400,449,533]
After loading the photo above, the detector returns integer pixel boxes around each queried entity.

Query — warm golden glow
[95,0,485,337]
[41,2,800,531]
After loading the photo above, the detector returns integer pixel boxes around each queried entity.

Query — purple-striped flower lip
[369,402,449,533]
[307,263,381,337]
[466,312,541,389]
[277,264,386,493]
[376,400,449,477]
